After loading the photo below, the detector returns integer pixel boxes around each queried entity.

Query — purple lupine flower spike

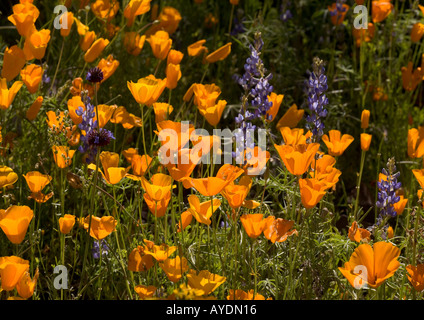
[376,158,402,218]
[305,57,329,142]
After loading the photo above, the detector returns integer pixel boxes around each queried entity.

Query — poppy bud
[361,109,370,129]
[360,133,372,151]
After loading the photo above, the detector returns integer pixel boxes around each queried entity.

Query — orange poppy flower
[59,214,76,234]
[177,210,193,232]
[67,95,85,125]
[298,178,327,209]
[276,104,304,130]
[411,23,424,43]
[360,133,372,151]
[279,127,313,147]
[413,169,424,189]
[401,61,423,91]
[230,0,240,5]
[372,0,393,23]
[146,6,182,36]
[52,145,76,169]
[263,216,297,243]
[193,83,221,109]
[361,109,370,129]
[155,120,195,153]
[205,43,231,64]
[310,154,341,189]
[185,164,243,197]
[16,268,39,299]
[240,214,267,239]
[352,23,375,47]
[46,110,65,133]
[406,264,424,292]
[124,0,151,27]
[187,39,208,57]
[26,96,43,121]
[197,100,227,127]
[322,130,354,157]
[0,205,33,244]
[1,46,26,82]
[97,54,119,83]
[408,127,424,158]
[164,148,199,182]
[110,106,142,129]
[147,30,172,60]
[393,195,408,215]
[83,215,117,240]
[186,194,221,225]
[88,151,129,185]
[328,3,350,26]
[274,142,320,176]
[20,64,42,94]
[159,256,189,283]
[91,0,119,22]
[140,173,173,202]
[0,166,18,189]
[80,31,97,52]
[23,171,53,203]
[165,63,182,90]
[348,221,371,243]
[144,190,171,218]
[93,104,118,128]
[167,49,184,65]
[134,285,157,299]
[142,240,177,262]
[128,75,167,106]
[241,146,270,177]
[153,102,173,123]
[187,269,226,295]
[122,148,139,163]
[265,92,284,122]
[7,2,39,37]
[221,175,253,210]
[69,77,95,97]
[339,241,400,289]
[227,289,268,300]
[23,29,51,60]
[0,78,23,110]
[84,38,109,63]
[0,256,30,291]
[46,111,80,146]
[126,154,152,180]
[60,11,74,37]
[74,17,89,36]
[128,245,155,272]
[123,32,146,56]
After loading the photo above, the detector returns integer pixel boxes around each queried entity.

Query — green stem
[354,150,366,221]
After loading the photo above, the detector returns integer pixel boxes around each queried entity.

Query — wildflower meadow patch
[1,0,424,306]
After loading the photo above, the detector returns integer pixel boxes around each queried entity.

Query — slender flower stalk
[233,32,273,164]
[305,57,328,143]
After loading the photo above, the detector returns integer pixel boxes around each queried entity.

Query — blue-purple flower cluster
[376,158,401,218]
[232,32,273,163]
[329,0,348,18]
[235,33,274,120]
[230,10,246,36]
[305,57,328,142]
[280,1,293,22]
[75,94,114,164]
[92,239,109,259]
